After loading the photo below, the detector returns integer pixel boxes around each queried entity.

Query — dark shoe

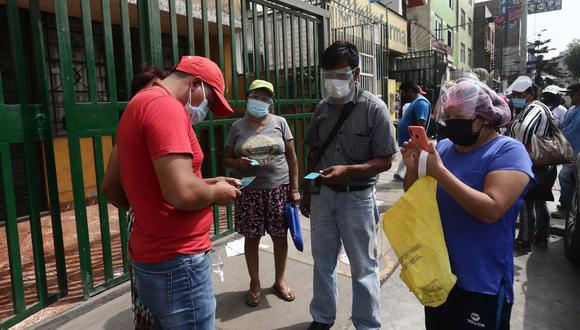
[534,236,548,249]
[514,239,531,253]
[551,207,568,219]
[393,173,403,181]
[307,321,334,330]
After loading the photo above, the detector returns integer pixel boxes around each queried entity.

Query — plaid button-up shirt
[305,87,397,186]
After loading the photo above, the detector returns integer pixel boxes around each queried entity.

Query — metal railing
[0,0,328,328]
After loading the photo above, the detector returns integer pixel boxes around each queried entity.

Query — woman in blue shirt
[401,81,534,329]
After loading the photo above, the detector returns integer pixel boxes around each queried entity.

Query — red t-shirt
[117,83,212,263]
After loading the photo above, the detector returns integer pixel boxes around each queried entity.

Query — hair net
[439,80,511,127]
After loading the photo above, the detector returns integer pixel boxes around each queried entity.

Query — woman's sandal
[273,283,296,302]
[246,290,261,307]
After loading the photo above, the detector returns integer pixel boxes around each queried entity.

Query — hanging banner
[528,0,562,14]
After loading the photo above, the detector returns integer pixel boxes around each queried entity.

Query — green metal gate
[0,0,328,328]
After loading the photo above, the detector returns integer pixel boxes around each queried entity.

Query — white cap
[543,85,563,95]
[507,76,533,93]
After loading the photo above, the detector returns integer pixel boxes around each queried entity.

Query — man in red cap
[115,56,240,329]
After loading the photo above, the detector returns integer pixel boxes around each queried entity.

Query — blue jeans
[558,163,575,209]
[132,252,216,330]
[310,185,381,330]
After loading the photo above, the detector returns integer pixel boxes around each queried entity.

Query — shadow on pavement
[520,238,580,329]
[103,307,132,330]
[273,322,312,330]
[215,289,273,323]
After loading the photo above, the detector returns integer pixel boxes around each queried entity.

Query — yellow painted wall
[53,136,114,204]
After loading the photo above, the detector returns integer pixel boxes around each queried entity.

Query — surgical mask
[185,82,209,124]
[511,97,527,109]
[324,79,352,99]
[444,119,480,147]
[246,99,270,118]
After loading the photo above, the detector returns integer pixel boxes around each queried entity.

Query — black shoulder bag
[306,102,355,172]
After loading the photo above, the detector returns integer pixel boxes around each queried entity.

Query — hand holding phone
[408,126,430,151]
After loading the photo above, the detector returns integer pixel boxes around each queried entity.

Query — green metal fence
[0,0,328,328]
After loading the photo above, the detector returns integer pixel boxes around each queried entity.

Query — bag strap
[309,100,356,169]
[418,151,429,178]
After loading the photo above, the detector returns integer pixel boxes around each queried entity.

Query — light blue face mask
[185,82,209,124]
[511,97,527,109]
[246,98,271,118]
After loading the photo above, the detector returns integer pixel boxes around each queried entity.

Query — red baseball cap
[174,56,233,116]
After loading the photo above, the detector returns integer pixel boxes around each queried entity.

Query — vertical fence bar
[1,143,26,314]
[0,142,22,310]
[228,0,238,100]
[30,0,68,294]
[298,18,305,112]
[241,0,250,89]
[102,0,117,102]
[290,15,297,102]
[120,0,133,100]
[282,13,289,100]
[138,0,163,67]
[80,0,97,102]
[186,0,195,54]
[55,1,94,297]
[272,8,280,110]
[306,20,312,99]
[92,137,114,281]
[202,0,210,58]
[215,0,224,70]
[252,2,260,79]
[169,0,179,64]
[262,5,270,83]
[7,0,49,305]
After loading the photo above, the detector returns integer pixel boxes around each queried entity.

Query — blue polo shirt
[562,105,580,158]
[436,136,534,303]
[396,95,431,146]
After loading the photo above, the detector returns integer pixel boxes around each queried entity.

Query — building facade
[473,2,496,76]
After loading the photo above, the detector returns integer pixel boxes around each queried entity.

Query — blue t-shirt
[397,95,431,146]
[562,106,580,158]
[436,136,534,303]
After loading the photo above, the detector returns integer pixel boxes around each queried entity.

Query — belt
[325,184,372,192]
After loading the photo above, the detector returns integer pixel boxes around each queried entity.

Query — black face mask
[444,119,481,146]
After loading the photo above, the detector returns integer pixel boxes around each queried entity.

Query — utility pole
[502,0,509,89]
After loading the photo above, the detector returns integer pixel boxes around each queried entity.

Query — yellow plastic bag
[382,176,457,307]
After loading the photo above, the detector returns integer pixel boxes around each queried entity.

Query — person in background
[552,83,580,219]
[540,85,567,127]
[224,80,299,307]
[108,55,240,329]
[301,41,396,330]
[102,66,167,329]
[402,80,532,330]
[394,81,431,181]
[508,76,556,252]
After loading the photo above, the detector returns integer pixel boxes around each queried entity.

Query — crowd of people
[100,40,580,330]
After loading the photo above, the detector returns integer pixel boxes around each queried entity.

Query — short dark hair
[130,66,168,97]
[321,41,359,70]
[400,81,419,94]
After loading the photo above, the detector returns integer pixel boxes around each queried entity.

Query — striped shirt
[304,86,397,186]
[509,101,553,147]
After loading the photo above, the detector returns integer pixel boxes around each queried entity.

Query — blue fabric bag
[284,203,304,252]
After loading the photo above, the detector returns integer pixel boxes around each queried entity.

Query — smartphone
[303,172,322,194]
[239,176,256,189]
[408,126,430,151]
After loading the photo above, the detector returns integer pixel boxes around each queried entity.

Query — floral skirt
[234,184,289,238]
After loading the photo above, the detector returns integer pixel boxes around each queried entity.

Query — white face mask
[185,82,209,124]
[324,79,352,99]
